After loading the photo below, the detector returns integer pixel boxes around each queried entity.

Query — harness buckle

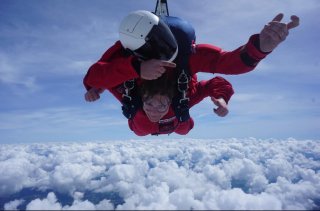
[124,79,135,90]
[122,94,132,102]
[179,97,189,104]
[177,70,189,92]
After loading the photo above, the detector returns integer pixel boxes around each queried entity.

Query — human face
[143,94,170,122]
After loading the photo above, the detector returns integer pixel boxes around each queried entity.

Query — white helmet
[119,10,178,62]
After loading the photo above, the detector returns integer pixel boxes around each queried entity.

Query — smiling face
[143,94,170,122]
[139,72,176,123]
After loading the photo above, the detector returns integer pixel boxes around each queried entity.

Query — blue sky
[0,0,319,143]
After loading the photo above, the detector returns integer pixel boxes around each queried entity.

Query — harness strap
[177,70,190,101]
[123,79,134,97]
[121,79,141,119]
[155,0,169,16]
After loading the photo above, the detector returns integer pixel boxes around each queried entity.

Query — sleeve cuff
[240,34,271,67]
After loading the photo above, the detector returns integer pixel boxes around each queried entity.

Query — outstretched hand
[259,13,300,53]
[140,59,176,80]
[211,97,229,117]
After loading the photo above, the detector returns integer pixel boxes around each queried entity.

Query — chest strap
[121,79,141,119]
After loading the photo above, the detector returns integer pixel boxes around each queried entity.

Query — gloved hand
[140,59,176,80]
[211,97,229,117]
[85,88,104,102]
[259,13,300,53]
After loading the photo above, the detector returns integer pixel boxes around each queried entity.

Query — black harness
[121,79,142,120]
[121,14,195,124]
[121,69,190,122]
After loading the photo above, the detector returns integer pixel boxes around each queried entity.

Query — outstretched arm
[189,76,234,117]
[190,35,269,75]
[189,13,300,76]
[83,41,139,91]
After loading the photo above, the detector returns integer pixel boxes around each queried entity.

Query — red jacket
[84,34,268,136]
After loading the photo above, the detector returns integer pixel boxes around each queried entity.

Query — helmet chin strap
[167,46,178,62]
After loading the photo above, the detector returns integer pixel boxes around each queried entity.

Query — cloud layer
[1,138,319,210]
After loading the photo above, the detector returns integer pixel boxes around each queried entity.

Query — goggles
[143,99,170,113]
[134,20,178,62]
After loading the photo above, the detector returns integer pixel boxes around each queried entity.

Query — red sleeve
[189,76,234,107]
[189,34,269,75]
[83,41,139,90]
[174,118,194,135]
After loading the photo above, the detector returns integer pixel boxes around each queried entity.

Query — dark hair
[139,72,177,101]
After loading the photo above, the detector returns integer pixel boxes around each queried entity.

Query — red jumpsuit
[83,34,268,136]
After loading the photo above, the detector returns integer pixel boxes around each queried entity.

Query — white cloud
[50,162,105,194]
[202,188,282,210]
[169,188,204,210]
[4,199,25,210]
[0,156,36,196]
[26,192,62,210]
[0,138,319,210]
[22,191,114,210]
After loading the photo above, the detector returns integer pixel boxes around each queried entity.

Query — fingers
[260,13,299,52]
[211,97,219,106]
[271,13,300,31]
[150,66,166,80]
[287,15,300,30]
[214,107,229,117]
[155,60,176,76]
[160,61,176,68]
[150,61,176,80]
[263,22,288,41]
[272,13,284,22]
[85,89,100,102]
[153,61,175,79]
[156,66,166,75]
[211,97,229,117]
[141,59,176,80]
